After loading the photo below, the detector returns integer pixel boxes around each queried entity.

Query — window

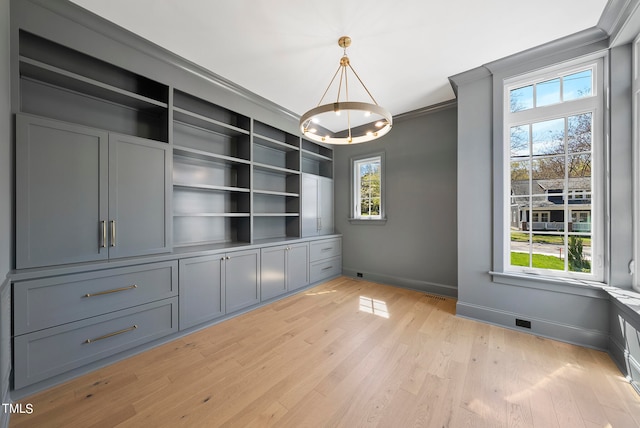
[351,153,385,221]
[532,211,550,223]
[505,59,603,279]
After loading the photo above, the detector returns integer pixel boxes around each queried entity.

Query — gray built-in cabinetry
[261,242,310,300]
[179,249,260,330]
[11,23,340,394]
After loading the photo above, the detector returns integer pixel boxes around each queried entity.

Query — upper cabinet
[16,115,171,269]
[15,30,172,269]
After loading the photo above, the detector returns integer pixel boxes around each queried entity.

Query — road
[510,241,592,259]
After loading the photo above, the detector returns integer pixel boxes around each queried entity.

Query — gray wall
[333,104,458,297]
[0,0,11,423]
[451,30,634,350]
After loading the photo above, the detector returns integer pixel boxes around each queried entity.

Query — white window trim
[633,33,640,293]
[349,152,386,223]
[502,57,605,282]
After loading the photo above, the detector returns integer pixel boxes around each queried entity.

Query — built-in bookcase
[18,31,169,142]
[172,90,252,247]
[301,139,333,178]
[253,121,301,243]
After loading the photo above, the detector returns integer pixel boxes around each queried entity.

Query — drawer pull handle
[321,266,334,271]
[321,247,333,251]
[84,325,138,344]
[84,284,137,298]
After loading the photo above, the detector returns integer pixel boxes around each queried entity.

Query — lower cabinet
[14,297,178,389]
[310,238,343,283]
[261,242,309,301]
[12,261,179,389]
[178,248,260,330]
[11,237,339,392]
[178,254,224,330]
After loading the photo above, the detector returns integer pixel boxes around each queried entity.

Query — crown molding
[394,99,457,122]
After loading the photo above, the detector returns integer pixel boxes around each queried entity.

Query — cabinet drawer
[310,238,342,262]
[14,297,178,389]
[14,261,178,335]
[310,256,342,283]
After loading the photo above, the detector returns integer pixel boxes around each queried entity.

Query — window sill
[348,217,387,225]
[489,271,608,298]
[604,287,640,319]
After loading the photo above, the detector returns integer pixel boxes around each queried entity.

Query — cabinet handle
[84,325,138,344]
[321,247,333,252]
[100,221,106,248]
[321,266,333,271]
[83,284,137,298]
[226,256,230,260]
[110,220,116,247]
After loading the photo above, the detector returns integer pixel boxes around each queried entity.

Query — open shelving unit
[301,139,333,178]
[252,121,301,243]
[172,90,252,248]
[18,31,169,142]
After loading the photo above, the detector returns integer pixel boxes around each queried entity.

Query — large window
[351,153,385,220]
[504,59,603,280]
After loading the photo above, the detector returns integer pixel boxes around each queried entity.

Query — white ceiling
[70,0,608,120]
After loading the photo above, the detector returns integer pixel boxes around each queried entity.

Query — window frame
[349,152,386,223]
[502,57,604,281]
[633,33,640,293]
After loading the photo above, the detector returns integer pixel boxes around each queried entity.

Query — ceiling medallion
[299,36,392,145]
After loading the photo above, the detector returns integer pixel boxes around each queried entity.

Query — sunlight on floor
[305,289,337,296]
[359,296,389,318]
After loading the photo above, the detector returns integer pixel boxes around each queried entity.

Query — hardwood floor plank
[9,277,640,428]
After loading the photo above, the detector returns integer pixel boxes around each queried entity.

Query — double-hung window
[504,58,603,280]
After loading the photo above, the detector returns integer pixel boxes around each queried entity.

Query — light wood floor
[10,277,640,427]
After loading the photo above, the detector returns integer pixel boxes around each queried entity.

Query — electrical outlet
[515,318,531,329]
[357,272,363,278]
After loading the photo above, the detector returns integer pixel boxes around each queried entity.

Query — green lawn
[510,252,564,270]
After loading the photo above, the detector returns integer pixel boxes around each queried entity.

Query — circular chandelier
[299,36,392,145]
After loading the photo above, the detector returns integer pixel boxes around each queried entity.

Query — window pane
[511,161,530,199]
[532,156,565,181]
[531,233,565,271]
[567,113,592,154]
[568,235,591,273]
[510,232,531,268]
[536,78,561,107]
[357,158,381,218]
[563,70,592,101]
[532,118,564,155]
[510,125,529,157]
[510,85,533,112]
[567,154,591,179]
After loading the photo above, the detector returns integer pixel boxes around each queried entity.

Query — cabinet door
[318,176,334,235]
[287,242,310,291]
[108,134,170,258]
[179,255,224,330]
[301,174,319,236]
[16,114,108,269]
[261,245,287,301]
[225,249,260,313]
